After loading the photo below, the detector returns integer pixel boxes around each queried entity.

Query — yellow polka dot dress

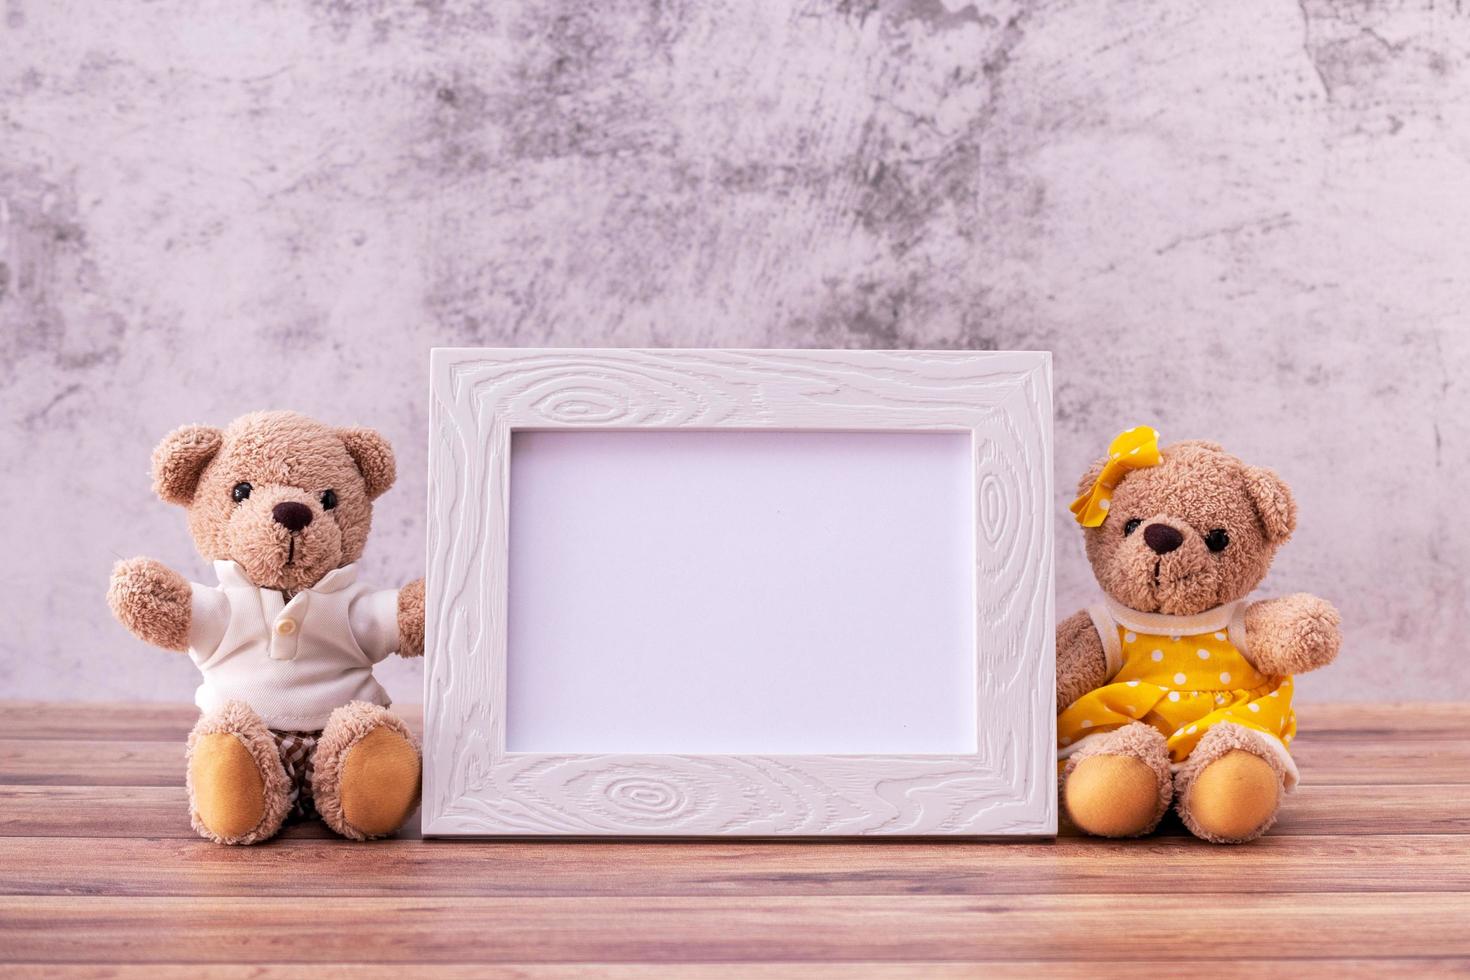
[1058,598,1299,789]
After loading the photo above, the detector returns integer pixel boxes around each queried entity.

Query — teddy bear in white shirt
[107,410,425,845]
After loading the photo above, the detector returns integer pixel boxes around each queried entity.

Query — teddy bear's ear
[1244,465,1297,543]
[339,426,396,500]
[151,424,224,505]
[1075,455,1108,499]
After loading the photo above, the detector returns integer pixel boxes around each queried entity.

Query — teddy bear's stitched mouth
[1151,559,1197,598]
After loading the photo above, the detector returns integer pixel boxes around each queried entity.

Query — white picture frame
[422,348,1055,837]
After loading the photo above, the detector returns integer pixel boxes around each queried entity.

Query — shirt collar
[213,560,359,594]
[1102,594,1240,635]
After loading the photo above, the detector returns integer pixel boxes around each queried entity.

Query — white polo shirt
[187,561,400,731]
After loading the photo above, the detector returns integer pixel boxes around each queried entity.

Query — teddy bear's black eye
[1205,528,1230,552]
[231,482,252,503]
[1123,518,1142,536]
[321,489,338,510]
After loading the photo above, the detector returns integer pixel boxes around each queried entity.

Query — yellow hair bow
[1069,426,1162,527]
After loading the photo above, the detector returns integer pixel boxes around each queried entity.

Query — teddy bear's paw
[1060,721,1173,838]
[107,557,193,651]
[397,579,427,659]
[1245,593,1342,675]
[1175,724,1286,844]
[1282,594,1342,672]
[186,701,290,845]
[313,702,422,840]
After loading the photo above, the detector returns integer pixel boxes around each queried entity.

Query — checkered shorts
[271,729,323,821]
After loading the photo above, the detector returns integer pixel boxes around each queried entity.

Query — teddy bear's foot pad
[312,702,421,840]
[1060,721,1172,837]
[1064,755,1166,837]
[1181,749,1281,843]
[339,726,421,837]
[186,701,291,845]
[190,733,268,840]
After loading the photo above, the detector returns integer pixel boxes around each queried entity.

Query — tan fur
[180,411,381,595]
[151,424,224,505]
[312,701,421,841]
[186,701,291,845]
[1244,592,1342,675]
[338,427,397,500]
[1081,441,1285,616]
[1056,609,1107,710]
[397,579,426,658]
[108,411,424,845]
[1174,724,1286,843]
[106,557,192,651]
[1059,436,1340,844]
[109,409,418,623]
[1243,466,1297,543]
[1060,721,1173,837]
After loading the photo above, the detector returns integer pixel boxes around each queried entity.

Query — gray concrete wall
[3,0,1465,704]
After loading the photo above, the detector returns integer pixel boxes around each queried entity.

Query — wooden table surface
[0,701,1467,977]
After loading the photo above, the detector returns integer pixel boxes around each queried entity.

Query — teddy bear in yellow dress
[1058,427,1341,843]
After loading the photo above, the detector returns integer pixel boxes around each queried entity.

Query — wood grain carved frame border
[423,348,1055,837]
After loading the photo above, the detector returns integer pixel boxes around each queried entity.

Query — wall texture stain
[1,0,1467,703]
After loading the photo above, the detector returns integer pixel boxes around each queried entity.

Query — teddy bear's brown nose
[1143,523,1184,555]
[272,501,313,533]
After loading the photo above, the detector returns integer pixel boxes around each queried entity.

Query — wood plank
[0,834,1465,898]
[1285,736,1470,782]
[0,701,203,741]
[0,702,425,742]
[0,786,417,840]
[1,893,1467,963]
[0,701,1464,972]
[0,740,184,786]
[0,786,195,839]
[4,733,1465,788]
[2,783,1464,839]
[0,700,1457,743]
[3,962,1467,979]
[1296,702,1470,739]
[1154,782,1469,835]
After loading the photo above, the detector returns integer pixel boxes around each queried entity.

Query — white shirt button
[276,618,298,636]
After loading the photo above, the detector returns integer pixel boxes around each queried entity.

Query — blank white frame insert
[423,348,1055,838]
[505,429,977,755]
